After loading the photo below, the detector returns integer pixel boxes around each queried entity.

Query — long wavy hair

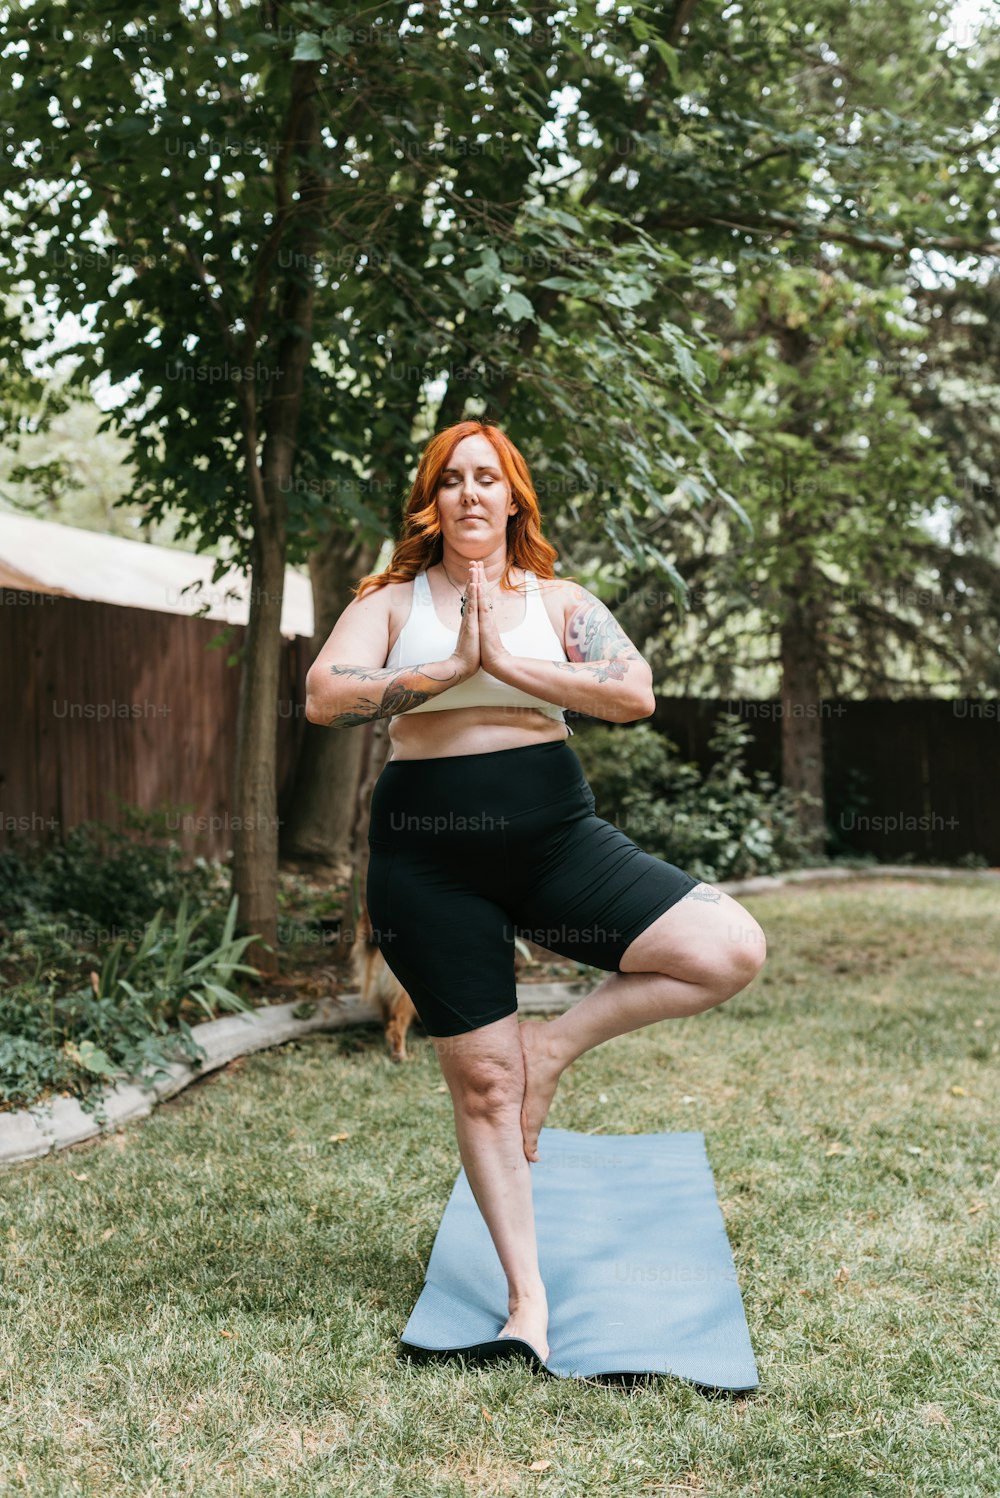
[352,422,576,599]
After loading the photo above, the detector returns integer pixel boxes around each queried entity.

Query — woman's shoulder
[530,572,595,614]
[353,573,420,635]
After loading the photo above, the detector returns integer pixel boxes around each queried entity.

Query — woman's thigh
[366,844,519,1039]
[616,880,767,985]
[505,808,701,973]
[506,811,765,987]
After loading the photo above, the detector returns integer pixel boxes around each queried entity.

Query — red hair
[352,421,576,599]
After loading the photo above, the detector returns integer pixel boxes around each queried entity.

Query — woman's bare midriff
[387,705,569,761]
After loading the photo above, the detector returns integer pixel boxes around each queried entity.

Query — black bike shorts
[365,738,700,1039]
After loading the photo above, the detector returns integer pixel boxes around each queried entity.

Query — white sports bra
[385,568,574,733]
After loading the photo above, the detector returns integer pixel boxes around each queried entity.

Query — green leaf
[494,289,535,323]
[650,38,680,84]
[547,209,585,234]
[64,1039,118,1078]
[713,420,745,461]
[291,32,324,62]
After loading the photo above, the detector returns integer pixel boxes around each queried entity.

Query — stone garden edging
[2,863,997,1168]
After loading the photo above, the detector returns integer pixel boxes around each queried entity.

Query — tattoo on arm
[554,657,629,682]
[683,883,722,903]
[322,662,459,727]
[555,588,644,682]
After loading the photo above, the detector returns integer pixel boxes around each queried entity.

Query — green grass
[1,878,997,1497]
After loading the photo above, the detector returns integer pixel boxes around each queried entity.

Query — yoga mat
[399,1128,758,1391]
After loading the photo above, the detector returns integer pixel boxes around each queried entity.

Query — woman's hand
[475,559,509,674]
[450,560,483,680]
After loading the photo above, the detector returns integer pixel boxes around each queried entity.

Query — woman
[304,421,767,1364]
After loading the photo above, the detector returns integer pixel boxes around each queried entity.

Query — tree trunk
[779,566,826,854]
[342,714,393,945]
[231,59,327,973]
[771,313,827,857]
[232,514,287,971]
[281,528,381,870]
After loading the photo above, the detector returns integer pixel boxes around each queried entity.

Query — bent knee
[675,920,765,997]
[717,919,767,991]
[642,907,766,1012]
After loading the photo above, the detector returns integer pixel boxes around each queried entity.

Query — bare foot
[497,1287,549,1362]
[517,1018,568,1163]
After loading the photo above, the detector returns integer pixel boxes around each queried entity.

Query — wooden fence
[649,696,999,865]
[0,595,310,862]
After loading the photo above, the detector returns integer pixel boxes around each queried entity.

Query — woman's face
[436,434,518,557]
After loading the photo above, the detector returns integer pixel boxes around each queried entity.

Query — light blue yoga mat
[399,1128,758,1391]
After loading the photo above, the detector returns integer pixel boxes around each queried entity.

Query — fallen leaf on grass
[70,1171,89,1182]
[481,1407,492,1422]
[528,1460,553,1471]
[833,1264,850,1286]
[327,1133,350,1143]
[219,1330,239,1339]
[968,1201,987,1214]
[950,1085,968,1097]
[825,1142,848,1156]
[918,1403,952,1428]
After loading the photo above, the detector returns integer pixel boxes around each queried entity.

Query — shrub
[0,807,233,987]
[0,804,228,928]
[571,714,819,883]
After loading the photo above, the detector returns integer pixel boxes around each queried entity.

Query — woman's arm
[488,582,655,723]
[306,660,469,728]
[304,585,467,728]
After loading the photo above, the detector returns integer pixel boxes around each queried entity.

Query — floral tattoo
[555,585,643,682]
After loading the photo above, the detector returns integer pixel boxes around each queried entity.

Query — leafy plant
[92,892,260,1026]
[0,894,262,1114]
[0,808,229,937]
[572,715,820,884]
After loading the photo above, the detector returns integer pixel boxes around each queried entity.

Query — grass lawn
[1,877,997,1497]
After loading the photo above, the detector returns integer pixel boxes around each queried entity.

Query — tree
[641,261,979,848]
[0,1,719,955]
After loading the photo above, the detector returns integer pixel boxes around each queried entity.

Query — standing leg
[431,1012,550,1361]
[518,882,767,1160]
